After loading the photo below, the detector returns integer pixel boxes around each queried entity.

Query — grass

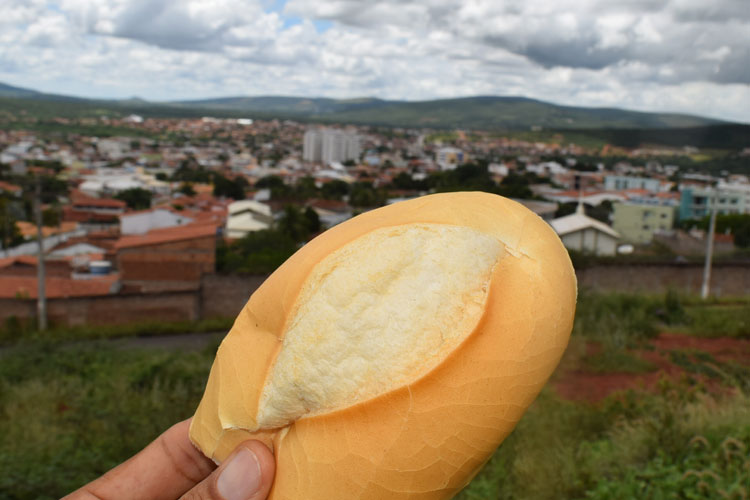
[681,304,750,338]
[0,317,234,345]
[1,291,749,498]
[457,386,750,500]
[0,339,218,499]
[584,348,657,374]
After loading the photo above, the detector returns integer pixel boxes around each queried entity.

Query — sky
[1,0,749,123]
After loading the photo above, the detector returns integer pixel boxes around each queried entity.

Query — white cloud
[0,0,747,122]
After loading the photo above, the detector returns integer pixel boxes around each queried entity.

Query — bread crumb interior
[256,223,502,428]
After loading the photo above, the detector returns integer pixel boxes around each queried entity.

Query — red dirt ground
[554,333,750,402]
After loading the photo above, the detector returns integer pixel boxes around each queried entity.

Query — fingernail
[217,447,262,500]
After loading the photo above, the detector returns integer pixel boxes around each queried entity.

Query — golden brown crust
[190,192,577,499]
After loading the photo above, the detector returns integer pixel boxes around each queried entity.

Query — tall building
[303,130,323,162]
[303,129,360,164]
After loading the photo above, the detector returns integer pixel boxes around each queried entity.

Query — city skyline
[2,0,749,123]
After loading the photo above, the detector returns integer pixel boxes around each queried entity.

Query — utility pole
[701,189,717,300]
[34,175,47,330]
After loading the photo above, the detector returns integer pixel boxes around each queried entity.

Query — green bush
[0,341,216,499]
[458,387,750,500]
[683,305,750,338]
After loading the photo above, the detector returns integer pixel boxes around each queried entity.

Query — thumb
[183,441,275,500]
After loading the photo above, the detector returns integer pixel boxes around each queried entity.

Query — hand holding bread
[190,192,577,500]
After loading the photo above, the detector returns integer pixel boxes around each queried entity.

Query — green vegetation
[217,204,320,274]
[0,339,217,499]
[680,304,750,338]
[255,174,387,207]
[2,291,749,499]
[0,317,233,345]
[114,187,152,210]
[4,94,748,151]
[681,214,750,249]
[458,388,750,500]
[584,349,656,374]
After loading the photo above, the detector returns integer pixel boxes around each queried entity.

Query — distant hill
[0,82,86,102]
[3,80,750,152]
[0,82,43,99]
[174,95,726,130]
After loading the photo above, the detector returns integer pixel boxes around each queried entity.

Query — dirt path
[554,333,750,402]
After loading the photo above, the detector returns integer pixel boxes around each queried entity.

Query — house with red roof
[62,190,126,230]
[113,223,218,291]
[0,180,22,196]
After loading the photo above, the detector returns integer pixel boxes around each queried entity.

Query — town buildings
[612,202,676,244]
[303,129,361,164]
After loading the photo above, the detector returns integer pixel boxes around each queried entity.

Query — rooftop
[114,223,217,250]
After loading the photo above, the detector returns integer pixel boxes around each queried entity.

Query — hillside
[0,81,731,131]
[174,95,724,130]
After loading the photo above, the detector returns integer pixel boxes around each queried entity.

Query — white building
[526,161,568,176]
[120,208,194,235]
[226,200,274,239]
[679,181,750,219]
[605,175,664,193]
[550,204,620,256]
[435,147,464,170]
[304,129,361,164]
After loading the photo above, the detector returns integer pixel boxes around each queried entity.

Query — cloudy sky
[2,0,749,123]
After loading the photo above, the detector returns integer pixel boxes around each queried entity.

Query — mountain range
[0,81,736,131]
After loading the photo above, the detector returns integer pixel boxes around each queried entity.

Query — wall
[200,274,268,319]
[118,236,215,283]
[2,265,748,329]
[561,229,618,256]
[0,290,199,327]
[577,262,750,296]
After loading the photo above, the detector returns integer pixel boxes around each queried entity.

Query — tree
[42,206,60,226]
[256,175,292,200]
[115,188,152,210]
[213,174,246,200]
[321,180,349,200]
[497,173,533,199]
[303,207,321,235]
[430,162,498,194]
[687,213,750,249]
[294,176,319,201]
[0,197,24,249]
[390,172,427,191]
[278,204,319,242]
[178,183,196,196]
[349,182,385,207]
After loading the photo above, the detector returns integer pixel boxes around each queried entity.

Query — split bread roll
[190,191,577,499]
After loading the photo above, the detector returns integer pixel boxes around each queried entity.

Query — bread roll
[190,191,576,499]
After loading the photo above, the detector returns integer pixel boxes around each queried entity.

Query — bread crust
[190,191,577,499]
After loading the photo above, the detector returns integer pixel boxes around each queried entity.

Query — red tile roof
[0,181,21,194]
[0,255,37,268]
[71,190,126,209]
[0,274,118,298]
[16,221,79,239]
[114,223,217,250]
